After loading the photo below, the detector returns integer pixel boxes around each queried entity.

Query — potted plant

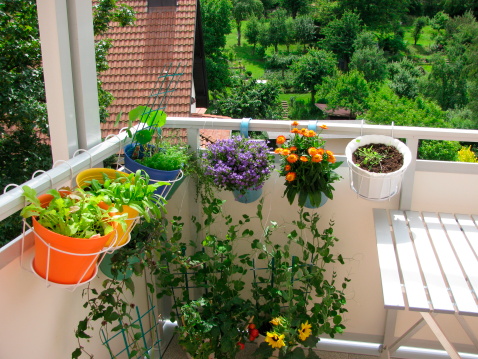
[345,134,412,200]
[251,207,350,359]
[275,121,342,208]
[77,168,167,247]
[154,198,256,359]
[119,106,191,199]
[199,135,275,203]
[20,186,127,285]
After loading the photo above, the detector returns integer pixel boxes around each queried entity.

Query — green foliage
[354,146,386,170]
[317,70,370,117]
[84,170,166,221]
[294,15,316,49]
[387,59,422,98]
[418,140,461,161]
[201,0,233,92]
[21,187,126,238]
[138,144,190,171]
[364,86,448,127]
[280,0,311,18]
[420,54,468,110]
[251,207,349,358]
[269,9,288,52]
[288,98,325,120]
[245,16,261,50]
[350,46,388,84]
[320,10,363,69]
[211,77,283,119]
[412,16,428,45]
[232,0,264,46]
[291,49,337,103]
[338,0,410,30]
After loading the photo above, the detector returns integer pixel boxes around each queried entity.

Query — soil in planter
[352,143,404,173]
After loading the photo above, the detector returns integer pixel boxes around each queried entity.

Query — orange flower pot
[104,205,139,247]
[76,168,127,188]
[32,192,114,285]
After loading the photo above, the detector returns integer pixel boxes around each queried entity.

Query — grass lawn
[402,25,435,65]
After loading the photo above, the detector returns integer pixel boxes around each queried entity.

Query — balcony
[2,2,478,358]
[1,118,478,359]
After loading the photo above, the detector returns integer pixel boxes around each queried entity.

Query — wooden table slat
[390,210,429,311]
[423,212,478,315]
[373,209,405,309]
[406,211,455,313]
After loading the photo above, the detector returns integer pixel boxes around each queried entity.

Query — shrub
[418,140,460,161]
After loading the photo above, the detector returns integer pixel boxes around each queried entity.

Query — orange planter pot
[76,168,127,188]
[32,192,113,285]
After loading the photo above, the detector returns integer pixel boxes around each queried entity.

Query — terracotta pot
[32,192,114,285]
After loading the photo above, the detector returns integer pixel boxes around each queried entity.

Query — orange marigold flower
[285,172,296,182]
[274,148,283,154]
[300,128,308,135]
[308,147,318,156]
[320,124,328,129]
[312,154,323,163]
[317,148,325,155]
[307,130,316,137]
[291,128,300,134]
[284,164,291,171]
[290,146,297,151]
[300,156,308,162]
[286,154,299,163]
[327,154,336,163]
[326,150,334,156]
[291,121,299,127]
[282,149,291,156]
[276,135,286,145]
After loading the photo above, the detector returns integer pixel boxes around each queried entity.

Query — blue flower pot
[304,194,328,209]
[233,187,263,203]
[123,144,182,199]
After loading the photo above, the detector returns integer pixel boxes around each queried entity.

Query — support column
[66,0,102,150]
[36,0,78,161]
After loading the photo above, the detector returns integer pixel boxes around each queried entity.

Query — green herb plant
[21,186,126,238]
[355,145,386,171]
[85,169,167,220]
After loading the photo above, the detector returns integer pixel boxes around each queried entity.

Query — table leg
[421,312,461,359]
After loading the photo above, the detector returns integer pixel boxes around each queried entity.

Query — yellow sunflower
[298,321,312,341]
[265,332,286,349]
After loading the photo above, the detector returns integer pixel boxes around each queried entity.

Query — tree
[420,55,468,110]
[318,70,370,118]
[280,0,311,18]
[338,0,410,30]
[294,15,316,50]
[388,59,422,98]
[268,9,288,52]
[93,1,135,122]
[245,16,261,51]
[412,16,428,45]
[349,31,388,84]
[201,0,233,92]
[321,10,363,70]
[291,49,337,103]
[212,77,283,119]
[232,0,264,46]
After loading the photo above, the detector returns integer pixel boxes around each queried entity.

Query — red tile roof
[99,0,198,138]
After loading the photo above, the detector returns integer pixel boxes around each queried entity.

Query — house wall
[0,165,477,358]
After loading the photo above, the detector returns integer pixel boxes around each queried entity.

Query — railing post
[399,138,419,210]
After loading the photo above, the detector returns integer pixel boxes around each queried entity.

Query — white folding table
[374,209,478,358]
